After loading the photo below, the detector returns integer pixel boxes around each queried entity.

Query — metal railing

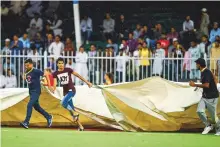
[0,50,220,88]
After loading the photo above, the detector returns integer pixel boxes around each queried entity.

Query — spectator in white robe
[152,42,165,76]
[75,46,88,85]
[48,35,64,59]
[5,69,17,88]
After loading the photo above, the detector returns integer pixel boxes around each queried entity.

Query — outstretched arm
[72,71,92,88]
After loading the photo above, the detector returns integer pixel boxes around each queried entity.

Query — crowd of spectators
[1,1,220,88]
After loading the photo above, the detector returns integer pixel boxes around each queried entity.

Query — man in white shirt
[81,15,93,43]
[28,13,43,32]
[5,69,17,88]
[116,49,129,83]
[75,46,88,85]
[2,38,11,55]
[180,16,194,40]
[48,14,63,36]
[153,42,165,76]
[0,72,6,88]
[103,13,115,40]
[48,35,64,59]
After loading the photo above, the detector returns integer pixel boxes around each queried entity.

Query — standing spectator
[48,14,63,36]
[75,46,88,85]
[199,35,211,60]
[133,44,141,81]
[2,38,11,55]
[210,41,220,73]
[64,37,75,58]
[47,57,56,72]
[200,8,210,36]
[44,1,60,17]
[27,44,41,67]
[209,22,220,43]
[0,72,6,88]
[133,24,142,39]
[106,39,118,54]
[26,1,42,18]
[152,42,165,76]
[80,15,93,44]
[180,16,194,39]
[45,33,54,51]
[119,39,129,55]
[34,33,44,54]
[65,58,75,82]
[48,35,64,59]
[10,34,23,55]
[116,49,129,83]
[157,34,170,57]
[19,33,30,50]
[3,58,15,74]
[117,14,128,39]
[127,33,138,54]
[29,13,43,32]
[88,44,98,84]
[5,69,17,88]
[183,50,191,79]
[139,42,151,79]
[9,1,27,16]
[166,27,179,41]
[188,40,201,80]
[44,24,54,37]
[153,23,164,40]
[103,13,115,40]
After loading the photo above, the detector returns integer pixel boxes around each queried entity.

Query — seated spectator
[9,1,27,16]
[103,13,115,40]
[27,24,38,41]
[1,4,9,16]
[152,42,165,76]
[29,13,43,32]
[180,15,194,40]
[157,34,170,57]
[153,23,164,40]
[80,15,93,43]
[209,22,220,43]
[188,40,201,80]
[5,69,17,88]
[116,14,128,39]
[3,58,15,74]
[47,14,63,36]
[106,39,118,53]
[127,33,138,54]
[34,33,44,53]
[64,37,75,56]
[26,1,42,18]
[210,41,220,73]
[140,25,151,39]
[75,46,88,85]
[44,24,54,37]
[19,33,30,50]
[48,35,64,58]
[119,39,129,55]
[166,27,179,41]
[104,72,113,85]
[44,1,60,17]
[133,24,142,39]
[2,38,11,55]
[0,72,6,88]
[139,42,151,79]
[10,34,23,55]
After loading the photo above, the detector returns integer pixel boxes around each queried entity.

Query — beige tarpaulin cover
[1,77,220,131]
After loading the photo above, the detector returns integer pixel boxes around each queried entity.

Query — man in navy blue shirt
[20,59,53,129]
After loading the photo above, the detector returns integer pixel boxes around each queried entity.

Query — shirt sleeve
[37,69,44,77]
[68,68,74,74]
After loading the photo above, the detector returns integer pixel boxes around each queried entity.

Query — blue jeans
[61,91,75,111]
[24,91,51,124]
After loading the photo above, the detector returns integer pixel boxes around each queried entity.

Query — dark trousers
[24,91,50,124]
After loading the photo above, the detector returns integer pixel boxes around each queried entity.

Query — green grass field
[1,127,220,147]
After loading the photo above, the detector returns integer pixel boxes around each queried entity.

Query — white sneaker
[215,132,220,136]
[202,125,214,134]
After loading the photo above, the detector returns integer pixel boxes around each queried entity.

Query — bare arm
[53,78,57,91]
[72,71,92,87]
[44,73,51,87]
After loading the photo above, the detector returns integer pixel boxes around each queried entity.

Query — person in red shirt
[157,34,170,57]
[41,68,54,86]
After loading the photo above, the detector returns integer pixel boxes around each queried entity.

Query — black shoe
[20,122,29,129]
[47,115,53,127]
